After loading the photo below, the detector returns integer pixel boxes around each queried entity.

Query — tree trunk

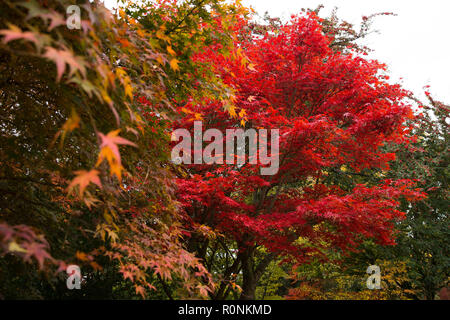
[240,248,257,300]
[240,276,257,300]
[239,247,275,300]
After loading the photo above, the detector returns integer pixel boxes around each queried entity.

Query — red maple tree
[174,12,425,299]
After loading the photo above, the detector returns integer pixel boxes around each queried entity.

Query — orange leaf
[76,251,89,261]
[169,58,180,71]
[97,130,137,166]
[68,169,102,197]
[167,46,176,56]
[96,130,136,181]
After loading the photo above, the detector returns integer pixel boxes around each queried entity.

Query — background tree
[388,93,449,299]
[335,93,449,300]
[287,92,449,300]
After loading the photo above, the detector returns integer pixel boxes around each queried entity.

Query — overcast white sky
[242,0,450,103]
[106,0,450,103]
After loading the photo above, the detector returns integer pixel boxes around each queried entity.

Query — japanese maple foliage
[174,12,425,299]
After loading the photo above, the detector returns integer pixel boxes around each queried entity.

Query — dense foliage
[0,0,447,300]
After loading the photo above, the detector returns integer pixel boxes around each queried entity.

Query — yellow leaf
[104,211,114,224]
[156,29,165,40]
[96,129,136,182]
[181,107,193,114]
[96,146,115,167]
[167,46,176,56]
[96,130,137,178]
[101,90,113,106]
[137,28,147,38]
[109,161,124,181]
[224,103,237,118]
[95,224,106,241]
[248,63,256,71]
[8,241,27,253]
[119,9,126,19]
[124,83,133,100]
[115,67,126,78]
[107,229,119,243]
[63,108,80,129]
[156,25,170,42]
[53,109,80,147]
[169,58,180,71]
[83,195,99,209]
